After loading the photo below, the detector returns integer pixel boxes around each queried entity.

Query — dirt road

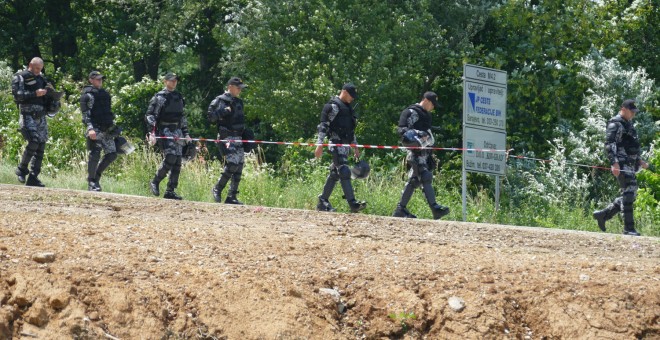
[0,184,658,339]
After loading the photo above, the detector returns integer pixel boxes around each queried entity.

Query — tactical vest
[216,93,245,133]
[328,97,355,141]
[159,91,184,123]
[86,87,114,129]
[17,70,47,105]
[406,105,432,131]
[610,116,641,156]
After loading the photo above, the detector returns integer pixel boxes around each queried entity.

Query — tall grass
[1,146,658,237]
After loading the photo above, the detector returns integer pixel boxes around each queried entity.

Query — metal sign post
[462,64,508,222]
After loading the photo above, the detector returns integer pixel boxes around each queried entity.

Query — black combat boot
[430,203,450,220]
[317,196,336,212]
[224,195,243,205]
[348,199,367,213]
[88,181,101,192]
[622,228,640,236]
[163,190,183,200]
[393,204,417,218]
[16,167,28,184]
[25,174,45,187]
[592,204,619,232]
[212,186,222,203]
[149,180,160,196]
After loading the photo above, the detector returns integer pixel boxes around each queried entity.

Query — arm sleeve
[208,97,230,123]
[397,109,413,136]
[145,94,163,130]
[180,116,189,136]
[80,93,94,131]
[605,121,622,165]
[11,74,36,103]
[316,103,333,144]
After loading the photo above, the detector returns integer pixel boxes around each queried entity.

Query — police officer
[80,71,119,191]
[393,92,450,220]
[314,83,366,213]
[145,73,191,200]
[593,99,650,236]
[208,77,248,204]
[11,57,55,187]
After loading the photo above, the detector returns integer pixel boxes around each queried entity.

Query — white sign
[464,82,507,130]
[463,127,507,175]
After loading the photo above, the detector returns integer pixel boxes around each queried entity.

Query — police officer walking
[145,73,191,200]
[11,57,56,187]
[314,83,366,213]
[208,77,249,205]
[80,71,120,191]
[392,92,450,220]
[593,99,650,236]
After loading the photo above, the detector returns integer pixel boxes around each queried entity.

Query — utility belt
[19,104,46,117]
[618,154,639,165]
[94,122,117,133]
[158,120,181,130]
[218,126,243,138]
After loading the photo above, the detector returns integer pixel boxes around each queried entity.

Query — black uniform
[594,114,643,234]
[393,104,449,219]
[11,69,49,186]
[316,97,366,212]
[145,89,189,199]
[208,92,248,204]
[80,85,118,190]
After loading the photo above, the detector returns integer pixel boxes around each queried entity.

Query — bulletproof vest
[329,97,355,141]
[85,87,114,128]
[216,93,245,132]
[406,105,432,131]
[610,115,641,156]
[17,70,47,105]
[159,91,184,123]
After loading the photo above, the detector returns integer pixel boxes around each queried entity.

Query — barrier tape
[152,135,654,176]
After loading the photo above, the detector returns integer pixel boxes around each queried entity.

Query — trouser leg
[227,163,244,197]
[95,152,118,180]
[166,156,182,191]
[155,154,177,183]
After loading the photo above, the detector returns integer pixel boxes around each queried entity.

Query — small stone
[337,302,347,314]
[88,311,100,321]
[25,301,49,327]
[32,252,56,264]
[267,255,277,261]
[319,288,340,302]
[448,296,465,312]
[49,292,70,310]
[579,274,590,282]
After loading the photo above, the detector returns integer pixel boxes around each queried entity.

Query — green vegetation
[0,1,658,235]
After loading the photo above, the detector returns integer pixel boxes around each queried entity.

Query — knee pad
[164,154,178,167]
[88,149,101,164]
[338,164,351,180]
[226,162,241,174]
[26,141,40,153]
[408,176,420,188]
[622,192,635,206]
[420,169,433,184]
[104,152,118,163]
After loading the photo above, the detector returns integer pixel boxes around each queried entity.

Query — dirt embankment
[0,184,658,339]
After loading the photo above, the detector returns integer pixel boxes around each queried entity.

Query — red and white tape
[153,135,653,175]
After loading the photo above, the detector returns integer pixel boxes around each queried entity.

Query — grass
[1,146,658,237]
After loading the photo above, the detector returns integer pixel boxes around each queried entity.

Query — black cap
[227,77,247,89]
[164,72,179,81]
[621,99,639,113]
[88,71,104,80]
[424,91,439,108]
[342,83,358,99]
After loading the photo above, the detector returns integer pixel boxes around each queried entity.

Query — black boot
[348,199,367,213]
[393,204,416,218]
[317,196,336,212]
[26,174,45,187]
[592,210,607,231]
[163,190,183,200]
[16,167,28,184]
[225,194,243,205]
[622,228,640,236]
[430,203,450,220]
[149,180,160,196]
[212,186,222,203]
[88,181,101,192]
[592,204,619,232]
